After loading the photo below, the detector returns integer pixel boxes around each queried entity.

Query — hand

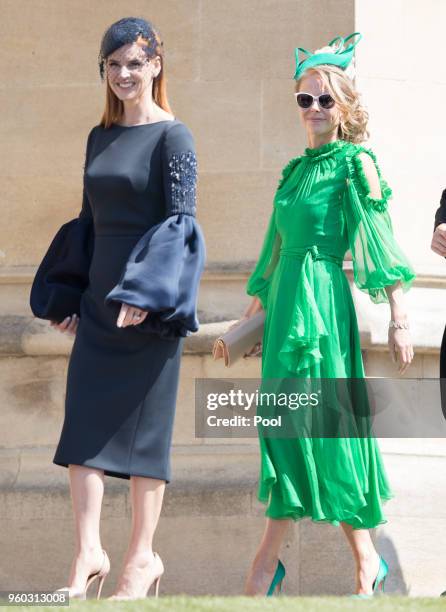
[244,340,262,358]
[49,314,79,336]
[117,303,149,328]
[431,223,446,257]
[227,315,263,358]
[388,326,414,375]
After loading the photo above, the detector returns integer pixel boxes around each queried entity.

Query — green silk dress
[246,139,416,529]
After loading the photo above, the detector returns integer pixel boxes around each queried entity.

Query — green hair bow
[293,32,362,80]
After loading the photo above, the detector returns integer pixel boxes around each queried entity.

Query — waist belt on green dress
[280,245,343,267]
[277,245,343,376]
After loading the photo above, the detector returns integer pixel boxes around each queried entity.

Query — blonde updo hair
[295,65,369,143]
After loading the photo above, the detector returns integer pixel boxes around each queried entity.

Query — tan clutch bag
[212,310,265,367]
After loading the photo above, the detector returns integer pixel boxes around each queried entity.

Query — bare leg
[66,465,106,591]
[244,518,290,595]
[111,476,165,597]
[341,522,381,595]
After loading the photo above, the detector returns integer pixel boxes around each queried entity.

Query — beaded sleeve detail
[167,151,197,215]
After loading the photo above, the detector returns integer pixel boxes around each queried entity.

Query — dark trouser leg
[440,324,446,420]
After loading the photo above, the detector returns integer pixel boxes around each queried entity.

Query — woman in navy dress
[30,17,205,599]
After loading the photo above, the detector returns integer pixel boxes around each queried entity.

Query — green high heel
[350,555,388,598]
[266,559,286,596]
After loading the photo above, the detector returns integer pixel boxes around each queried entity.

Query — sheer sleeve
[104,122,206,339]
[245,205,281,310]
[343,147,416,304]
[29,127,96,322]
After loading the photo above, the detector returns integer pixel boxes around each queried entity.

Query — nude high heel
[54,549,110,600]
[151,571,162,597]
[108,551,164,600]
[139,552,163,598]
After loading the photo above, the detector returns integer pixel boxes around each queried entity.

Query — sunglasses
[294,92,336,110]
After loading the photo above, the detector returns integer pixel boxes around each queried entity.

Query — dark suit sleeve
[434,189,446,231]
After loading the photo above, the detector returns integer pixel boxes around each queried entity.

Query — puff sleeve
[29,127,96,323]
[245,206,281,310]
[343,147,416,304]
[244,160,299,309]
[104,122,206,339]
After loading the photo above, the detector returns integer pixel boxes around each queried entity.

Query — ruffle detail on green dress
[304,138,350,160]
[258,436,394,529]
[343,146,416,303]
[345,147,392,212]
[353,266,416,304]
[278,246,329,375]
[277,156,302,190]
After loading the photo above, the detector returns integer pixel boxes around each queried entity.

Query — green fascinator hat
[293,32,362,80]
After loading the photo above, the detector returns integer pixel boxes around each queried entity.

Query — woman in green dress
[239,33,416,597]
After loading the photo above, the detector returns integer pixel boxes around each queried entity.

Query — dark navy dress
[33,119,205,482]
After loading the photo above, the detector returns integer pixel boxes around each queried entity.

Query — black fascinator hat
[98,17,163,81]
